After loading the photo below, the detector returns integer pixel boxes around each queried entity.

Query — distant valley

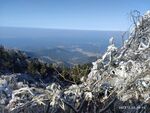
[0,27,128,66]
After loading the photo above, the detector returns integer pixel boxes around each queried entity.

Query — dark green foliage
[59,64,91,84]
[0,46,55,76]
[0,45,91,84]
[27,59,55,77]
[0,46,28,73]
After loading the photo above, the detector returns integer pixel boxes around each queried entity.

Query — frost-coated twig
[61,93,86,113]
[138,95,150,113]
[117,69,149,97]
[11,101,33,113]
[99,97,117,113]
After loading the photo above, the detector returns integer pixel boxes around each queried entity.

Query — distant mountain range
[26,47,98,67]
[0,27,128,66]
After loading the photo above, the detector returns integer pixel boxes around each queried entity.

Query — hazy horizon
[0,27,125,51]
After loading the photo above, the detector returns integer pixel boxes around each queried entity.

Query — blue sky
[0,0,149,31]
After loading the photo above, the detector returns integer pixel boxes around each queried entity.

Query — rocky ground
[0,11,150,113]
